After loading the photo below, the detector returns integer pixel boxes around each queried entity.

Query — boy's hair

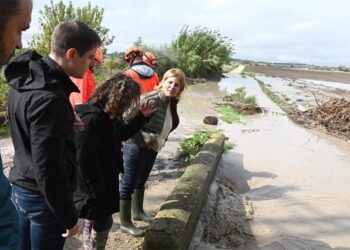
[51,20,101,56]
[0,0,21,31]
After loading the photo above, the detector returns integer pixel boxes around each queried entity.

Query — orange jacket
[70,69,95,108]
[124,67,159,94]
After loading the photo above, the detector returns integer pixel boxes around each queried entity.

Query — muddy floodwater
[189,74,350,249]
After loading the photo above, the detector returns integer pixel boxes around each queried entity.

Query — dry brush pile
[303,98,350,138]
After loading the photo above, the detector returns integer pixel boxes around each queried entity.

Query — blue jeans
[11,186,66,250]
[120,143,158,200]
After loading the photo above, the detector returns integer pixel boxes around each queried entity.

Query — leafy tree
[0,75,9,113]
[171,25,234,78]
[141,44,177,78]
[30,0,114,55]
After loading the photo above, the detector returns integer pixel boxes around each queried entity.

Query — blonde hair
[157,68,187,99]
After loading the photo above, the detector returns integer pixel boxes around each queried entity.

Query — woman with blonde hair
[119,68,187,236]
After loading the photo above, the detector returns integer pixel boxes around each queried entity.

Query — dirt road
[231,64,246,74]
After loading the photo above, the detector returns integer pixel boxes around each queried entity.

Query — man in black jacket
[5,20,101,249]
[0,0,32,249]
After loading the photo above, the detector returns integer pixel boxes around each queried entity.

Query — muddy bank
[246,65,350,84]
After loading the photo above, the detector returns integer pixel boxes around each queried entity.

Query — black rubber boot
[132,188,153,222]
[119,200,144,237]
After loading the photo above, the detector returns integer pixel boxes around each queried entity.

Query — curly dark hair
[89,73,141,122]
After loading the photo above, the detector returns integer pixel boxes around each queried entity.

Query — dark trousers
[120,143,158,200]
[0,170,19,249]
[11,186,66,250]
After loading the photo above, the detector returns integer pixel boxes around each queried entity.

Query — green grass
[256,79,286,106]
[218,106,241,124]
[224,142,235,151]
[0,124,10,138]
[223,87,257,105]
[244,96,257,105]
[240,71,256,78]
[178,130,214,163]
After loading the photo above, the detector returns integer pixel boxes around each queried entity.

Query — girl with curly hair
[73,73,156,249]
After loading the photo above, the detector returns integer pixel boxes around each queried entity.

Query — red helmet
[143,52,157,68]
[125,47,144,64]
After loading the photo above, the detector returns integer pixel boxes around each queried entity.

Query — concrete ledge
[144,133,226,250]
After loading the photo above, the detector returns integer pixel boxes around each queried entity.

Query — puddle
[189,74,350,249]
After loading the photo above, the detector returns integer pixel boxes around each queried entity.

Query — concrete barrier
[144,133,226,250]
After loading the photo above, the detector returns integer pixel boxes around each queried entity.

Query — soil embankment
[246,65,350,84]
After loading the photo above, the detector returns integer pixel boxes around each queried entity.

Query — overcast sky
[25,0,350,67]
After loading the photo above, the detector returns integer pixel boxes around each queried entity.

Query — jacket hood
[130,63,155,78]
[5,50,79,93]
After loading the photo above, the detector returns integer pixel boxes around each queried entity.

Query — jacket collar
[42,56,79,94]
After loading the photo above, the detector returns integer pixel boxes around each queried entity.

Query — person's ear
[66,48,77,61]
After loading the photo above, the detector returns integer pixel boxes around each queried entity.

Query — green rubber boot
[119,200,144,237]
[132,188,153,222]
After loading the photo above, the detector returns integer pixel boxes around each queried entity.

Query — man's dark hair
[51,20,101,56]
[0,0,21,31]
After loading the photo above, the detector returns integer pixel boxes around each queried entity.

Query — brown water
[188,74,350,249]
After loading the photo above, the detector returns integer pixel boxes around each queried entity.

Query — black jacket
[5,51,80,229]
[74,103,148,219]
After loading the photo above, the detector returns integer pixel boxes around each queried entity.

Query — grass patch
[240,71,256,78]
[178,130,215,164]
[223,87,257,105]
[256,79,286,106]
[224,142,235,151]
[175,168,186,178]
[0,124,10,138]
[218,106,241,124]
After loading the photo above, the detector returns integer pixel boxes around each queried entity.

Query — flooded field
[190,74,350,249]
[246,65,350,84]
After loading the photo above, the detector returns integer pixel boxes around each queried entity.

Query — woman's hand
[140,99,157,117]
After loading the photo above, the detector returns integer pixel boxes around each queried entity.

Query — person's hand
[62,222,79,238]
[140,99,157,117]
[73,114,84,132]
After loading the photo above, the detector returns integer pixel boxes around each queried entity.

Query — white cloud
[23,0,350,67]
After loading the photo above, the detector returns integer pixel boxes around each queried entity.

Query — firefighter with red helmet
[123,47,159,94]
